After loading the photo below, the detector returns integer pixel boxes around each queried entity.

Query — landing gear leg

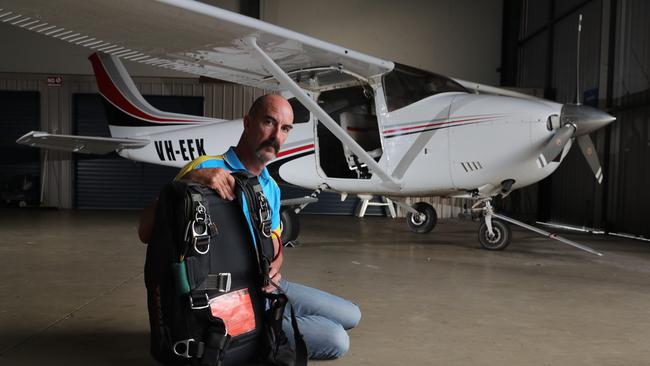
[473,198,512,250]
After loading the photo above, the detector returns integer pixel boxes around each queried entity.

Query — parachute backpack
[145,172,307,366]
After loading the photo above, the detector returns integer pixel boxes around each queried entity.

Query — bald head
[248,94,294,122]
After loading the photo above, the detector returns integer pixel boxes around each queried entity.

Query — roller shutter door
[0,91,40,206]
[74,94,202,209]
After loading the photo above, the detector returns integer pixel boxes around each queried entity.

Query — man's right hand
[183,168,235,200]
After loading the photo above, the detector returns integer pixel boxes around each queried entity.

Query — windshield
[383,64,467,111]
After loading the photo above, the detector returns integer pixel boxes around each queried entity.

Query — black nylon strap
[192,307,230,366]
[289,303,308,366]
[199,322,230,366]
[264,292,308,366]
[232,173,275,281]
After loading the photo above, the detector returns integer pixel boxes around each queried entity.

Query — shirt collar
[223,146,271,181]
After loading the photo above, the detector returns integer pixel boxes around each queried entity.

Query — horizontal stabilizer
[16,131,150,155]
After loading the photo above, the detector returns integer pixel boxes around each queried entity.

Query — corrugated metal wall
[510,0,650,237]
[606,0,650,236]
[0,91,40,206]
[515,0,607,227]
[0,74,75,208]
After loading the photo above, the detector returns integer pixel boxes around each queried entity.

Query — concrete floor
[1,209,650,366]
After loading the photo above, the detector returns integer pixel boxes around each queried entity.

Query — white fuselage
[118,90,567,199]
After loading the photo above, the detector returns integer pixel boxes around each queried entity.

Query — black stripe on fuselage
[384,120,487,139]
[267,151,315,185]
[100,98,190,127]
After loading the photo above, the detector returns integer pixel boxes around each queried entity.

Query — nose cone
[561,104,616,136]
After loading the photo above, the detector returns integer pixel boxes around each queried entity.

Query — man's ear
[243,115,250,130]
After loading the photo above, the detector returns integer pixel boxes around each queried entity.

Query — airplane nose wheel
[472,198,512,250]
[406,202,438,234]
[478,218,511,250]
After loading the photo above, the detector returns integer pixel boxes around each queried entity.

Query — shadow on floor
[1,331,155,366]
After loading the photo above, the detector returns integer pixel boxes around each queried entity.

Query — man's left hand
[263,269,282,293]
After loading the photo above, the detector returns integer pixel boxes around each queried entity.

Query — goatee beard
[255,150,275,164]
[255,138,279,163]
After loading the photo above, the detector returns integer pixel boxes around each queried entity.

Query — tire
[478,219,512,250]
[280,207,300,244]
[406,202,438,234]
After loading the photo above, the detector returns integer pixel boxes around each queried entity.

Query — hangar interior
[1,1,649,365]
[501,0,650,239]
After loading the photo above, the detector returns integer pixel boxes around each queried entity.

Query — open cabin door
[315,86,383,179]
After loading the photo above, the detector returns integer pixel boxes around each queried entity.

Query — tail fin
[88,52,214,135]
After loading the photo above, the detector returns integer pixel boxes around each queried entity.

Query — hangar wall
[504,0,650,238]
[261,0,504,85]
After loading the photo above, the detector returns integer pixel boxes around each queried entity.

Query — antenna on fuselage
[575,13,583,105]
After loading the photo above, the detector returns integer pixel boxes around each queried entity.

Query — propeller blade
[536,124,575,168]
[577,135,603,184]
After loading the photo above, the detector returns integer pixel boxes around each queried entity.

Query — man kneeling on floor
[139,94,360,360]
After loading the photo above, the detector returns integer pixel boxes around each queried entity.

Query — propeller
[536,123,575,168]
[536,14,616,184]
[577,135,603,183]
[537,103,615,181]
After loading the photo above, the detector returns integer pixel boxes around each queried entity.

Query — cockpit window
[288,97,310,123]
[383,64,468,111]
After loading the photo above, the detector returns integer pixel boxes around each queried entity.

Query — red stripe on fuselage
[383,115,502,135]
[89,53,201,124]
[277,144,314,158]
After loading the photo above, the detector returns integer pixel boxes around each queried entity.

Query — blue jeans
[279,279,361,360]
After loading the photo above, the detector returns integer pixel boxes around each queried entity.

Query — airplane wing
[17,131,150,154]
[0,0,393,91]
[2,0,400,188]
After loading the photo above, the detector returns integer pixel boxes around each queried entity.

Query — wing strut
[243,36,401,190]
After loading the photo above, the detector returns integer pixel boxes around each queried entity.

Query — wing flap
[1,0,394,90]
[16,131,150,155]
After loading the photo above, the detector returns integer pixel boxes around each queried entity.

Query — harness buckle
[173,338,203,359]
[195,201,207,220]
[192,234,210,255]
[257,193,271,219]
[260,220,272,238]
[189,293,210,310]
[191,219,209,237]
[216,273,231,293]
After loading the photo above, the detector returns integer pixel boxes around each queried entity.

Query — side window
[288,98,310,123]
[383,64,467,111]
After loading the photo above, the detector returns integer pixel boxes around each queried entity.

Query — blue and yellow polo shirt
[175,146,282,245]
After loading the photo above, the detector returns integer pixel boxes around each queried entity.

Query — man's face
[244,96,294,164]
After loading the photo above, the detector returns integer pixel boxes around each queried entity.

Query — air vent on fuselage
[460,161,483,172]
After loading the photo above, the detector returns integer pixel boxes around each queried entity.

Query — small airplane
[4,0,615,255]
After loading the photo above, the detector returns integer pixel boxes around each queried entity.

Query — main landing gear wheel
[280,206,300,245]
[478,218,512,250]
[406,202,438,234]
